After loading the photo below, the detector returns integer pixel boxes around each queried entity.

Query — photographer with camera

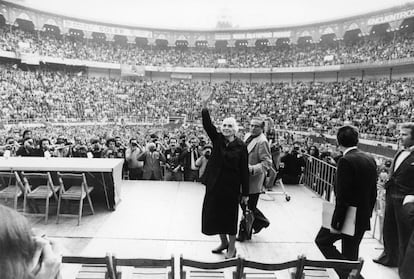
[125,138,144,180]
[279,142,306,185]
[89,137,103,158]
[0,136,19,157]
[16,137,37,157]
[70,137,88,158]
[137,142,166,180]
[164,137,184,181]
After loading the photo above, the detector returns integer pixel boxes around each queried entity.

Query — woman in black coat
[200,103,249,259]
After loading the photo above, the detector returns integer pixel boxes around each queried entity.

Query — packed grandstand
[0,1,413,146]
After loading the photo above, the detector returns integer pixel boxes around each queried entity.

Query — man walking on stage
[315,125,377,279]
[237,117,272,241]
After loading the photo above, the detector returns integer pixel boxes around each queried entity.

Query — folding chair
[21,171,59,224]
[112,254,175,279]
[56,172,94,226]
[240,256,305,279]
[302,257,364,279]
[0,171,25,210]
[180,255,243,279]
[62,253,116,279]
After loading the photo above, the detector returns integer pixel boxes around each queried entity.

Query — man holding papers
[315,126,377,279]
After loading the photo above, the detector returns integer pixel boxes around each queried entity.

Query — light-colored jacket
[244,133,272,194]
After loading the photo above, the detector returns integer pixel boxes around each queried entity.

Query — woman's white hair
[221,117,239,134]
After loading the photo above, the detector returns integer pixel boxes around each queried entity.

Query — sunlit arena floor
[24,180,398,279]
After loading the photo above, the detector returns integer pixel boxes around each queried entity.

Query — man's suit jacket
[244,133,272,194]
[137,151,166,180]
[386,150,414,196]
[332,148,377,232]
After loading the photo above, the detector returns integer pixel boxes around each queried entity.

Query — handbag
[237,208,255,241]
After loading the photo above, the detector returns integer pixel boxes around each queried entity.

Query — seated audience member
[0,204,62,279]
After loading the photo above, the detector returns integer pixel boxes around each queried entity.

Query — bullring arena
[0,0,413,278]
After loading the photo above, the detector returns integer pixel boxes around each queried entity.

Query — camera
[131,142,138,147]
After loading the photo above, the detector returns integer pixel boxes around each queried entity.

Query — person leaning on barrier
[0,204,62,279]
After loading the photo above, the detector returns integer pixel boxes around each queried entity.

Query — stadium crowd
[0,65,412,142]
[1,25,414,67]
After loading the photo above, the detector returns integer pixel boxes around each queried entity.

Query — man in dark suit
[374,122,414,279]
[315,126,377,279]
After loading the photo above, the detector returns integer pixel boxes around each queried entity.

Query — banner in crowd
[120,64,145,77]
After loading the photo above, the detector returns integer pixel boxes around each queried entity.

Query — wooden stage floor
[28,180,398,279]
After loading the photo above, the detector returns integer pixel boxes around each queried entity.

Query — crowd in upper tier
[0,25,413,68]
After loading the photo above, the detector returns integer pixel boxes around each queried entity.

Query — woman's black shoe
[225,249,237,259]
[211,244,228,254]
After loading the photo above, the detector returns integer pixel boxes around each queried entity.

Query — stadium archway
[195,40,208,48]
[42,24,60,38]
[155,39,168,48]
[135,37,148,47]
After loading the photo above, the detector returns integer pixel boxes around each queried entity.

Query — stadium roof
[5,0,414,30]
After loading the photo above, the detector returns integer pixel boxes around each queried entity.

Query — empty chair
[302,257,363,279]
[112,254,175,279]
[0,171,25,210]
[62,253,116,279]
[56,172,94,226]
[21,171,59,223]
[240,256,305,279]
[180,255,242,279]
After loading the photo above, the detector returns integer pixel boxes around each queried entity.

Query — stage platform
[27,180,398,279]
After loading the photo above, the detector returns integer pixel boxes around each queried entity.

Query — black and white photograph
[0,0,413,278]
